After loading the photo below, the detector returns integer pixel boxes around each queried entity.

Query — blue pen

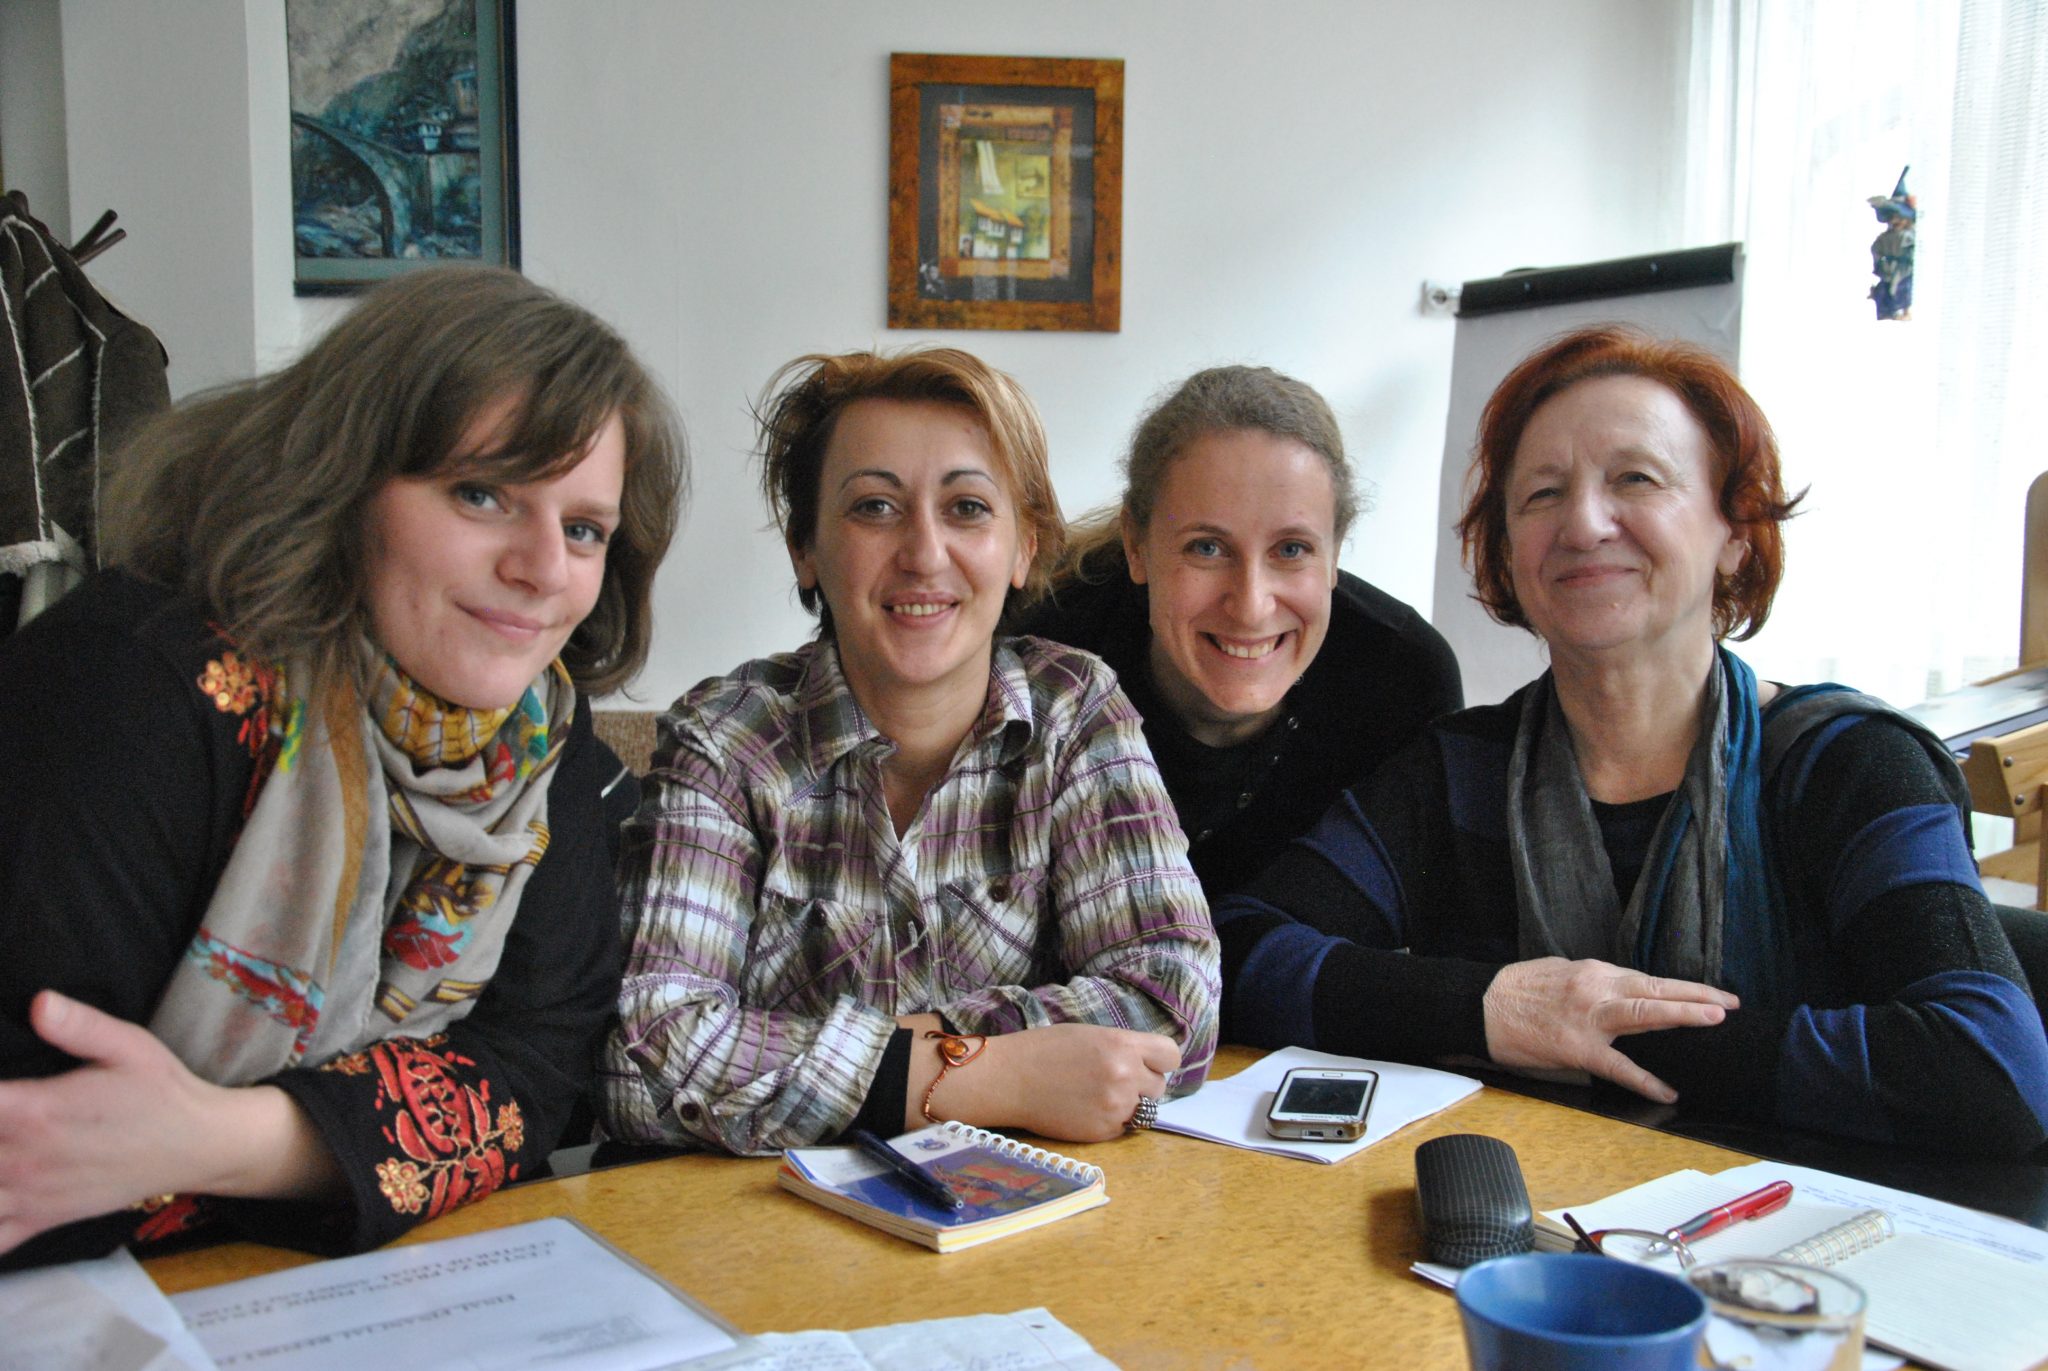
[850,1129,964,1212]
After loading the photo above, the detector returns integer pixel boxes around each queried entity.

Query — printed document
[167,1216,737,1370]
[684,1307,1115,1371]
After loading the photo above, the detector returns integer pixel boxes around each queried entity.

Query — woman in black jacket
[1015,365,1462,897]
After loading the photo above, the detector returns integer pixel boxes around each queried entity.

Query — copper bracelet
[919,1029,987,1125]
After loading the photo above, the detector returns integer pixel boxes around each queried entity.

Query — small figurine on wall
[1867,166,1916,321]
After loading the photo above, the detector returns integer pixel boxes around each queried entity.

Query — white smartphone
[1263,1067,1379,1141]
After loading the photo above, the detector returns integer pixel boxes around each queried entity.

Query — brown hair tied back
[1055,364,1361,588]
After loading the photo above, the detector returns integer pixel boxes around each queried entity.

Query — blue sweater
[1215,688,2048,1158]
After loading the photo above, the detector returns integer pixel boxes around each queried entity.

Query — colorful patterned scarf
[149,646,571,1085]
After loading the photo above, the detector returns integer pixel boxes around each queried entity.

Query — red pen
[1663,1180,1795,1245]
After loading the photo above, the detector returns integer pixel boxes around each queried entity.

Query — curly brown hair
[102,266,686,698]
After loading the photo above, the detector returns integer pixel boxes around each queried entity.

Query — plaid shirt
[600,636,1219,1155]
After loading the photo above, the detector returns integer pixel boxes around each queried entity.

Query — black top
[1214,690,2048,1158]
[1592,792,1672,907]
[1013,563,1464,897]
[0,572,622,1269]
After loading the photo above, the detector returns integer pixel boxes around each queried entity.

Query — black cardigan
[1214,689,2048,1158]
[0,571,621,1269]
[1014,564,1464,897]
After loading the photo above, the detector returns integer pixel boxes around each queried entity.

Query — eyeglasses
[1563,1214,1699,1269]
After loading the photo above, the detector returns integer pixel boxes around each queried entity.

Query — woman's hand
[0,991,340,1256]
[908,1021,1181,1142]
[1481,958,1739,1104]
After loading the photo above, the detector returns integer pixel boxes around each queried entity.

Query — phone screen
[1278,1075,1372,1117]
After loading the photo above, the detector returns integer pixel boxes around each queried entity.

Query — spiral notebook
[780,1123,1107,1253]
[1534,1166,2048,1371]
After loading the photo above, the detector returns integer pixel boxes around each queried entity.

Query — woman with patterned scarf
[0,266,686,1268]
[1216,326,2048,1157]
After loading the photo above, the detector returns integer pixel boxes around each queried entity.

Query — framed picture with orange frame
[887,53,1123,332]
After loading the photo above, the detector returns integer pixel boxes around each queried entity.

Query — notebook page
[1540,1171,1871,1272]
[1543,1167,2048,1366]
[1848,1234,2048,1371]
[1712,1161,2048,1267]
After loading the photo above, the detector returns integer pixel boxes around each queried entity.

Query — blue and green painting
[287,0,491,261]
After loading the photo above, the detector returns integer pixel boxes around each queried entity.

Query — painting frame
[287,0,520,296]
[888,53,1123,332]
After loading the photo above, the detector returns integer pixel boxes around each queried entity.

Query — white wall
[56,1,261,395]
[31,0,1689,707]
[0,0,72,243]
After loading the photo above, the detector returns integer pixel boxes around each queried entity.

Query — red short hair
[1456,325,1802,642]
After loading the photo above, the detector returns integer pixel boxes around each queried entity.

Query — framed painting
[888,54,1123,332]
[287,0,519,295]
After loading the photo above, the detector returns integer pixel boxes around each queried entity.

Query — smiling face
[1124,429,1339,747]
[792,397,1034,723]
[1505,374,1748,669]
[363,398,625,710]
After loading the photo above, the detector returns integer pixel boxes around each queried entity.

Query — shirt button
[989,880,1011,901]
[680,1102,701,1121]
[1236,791,1254,809]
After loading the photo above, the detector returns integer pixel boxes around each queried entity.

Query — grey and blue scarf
[1505,647,1963,1005]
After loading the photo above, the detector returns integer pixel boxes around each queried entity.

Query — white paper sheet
[167,1217,736,1370]
[0,1248,216,1371]
[682,1307,1115,1371]
[1406,1257,1906,1371]
[1708,1162,2048,1371]
[1154,1045,1480,1163]
[1531,1162,2048,1371]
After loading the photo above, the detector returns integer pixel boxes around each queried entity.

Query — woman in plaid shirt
[602,348,1220,1155]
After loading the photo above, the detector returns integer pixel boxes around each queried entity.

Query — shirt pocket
[743,890,882,1015]
[932,867,1054,998]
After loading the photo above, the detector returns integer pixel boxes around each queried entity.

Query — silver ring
[1126,1095,1161,1132]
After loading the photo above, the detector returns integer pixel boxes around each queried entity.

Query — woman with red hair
[1214,326,2048,1155]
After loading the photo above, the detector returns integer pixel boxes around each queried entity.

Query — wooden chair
[1962,721,2048,910]
[591,709,660,777]
[1961,474,2048,910]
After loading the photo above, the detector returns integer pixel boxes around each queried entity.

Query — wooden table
[146,1047,1759,1369]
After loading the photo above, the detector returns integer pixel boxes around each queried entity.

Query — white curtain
[1685,0,2048,707]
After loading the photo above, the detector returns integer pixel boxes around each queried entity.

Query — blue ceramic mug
[1456,1251,1709,1371]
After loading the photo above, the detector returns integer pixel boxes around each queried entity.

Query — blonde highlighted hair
[754,346,1064,629]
